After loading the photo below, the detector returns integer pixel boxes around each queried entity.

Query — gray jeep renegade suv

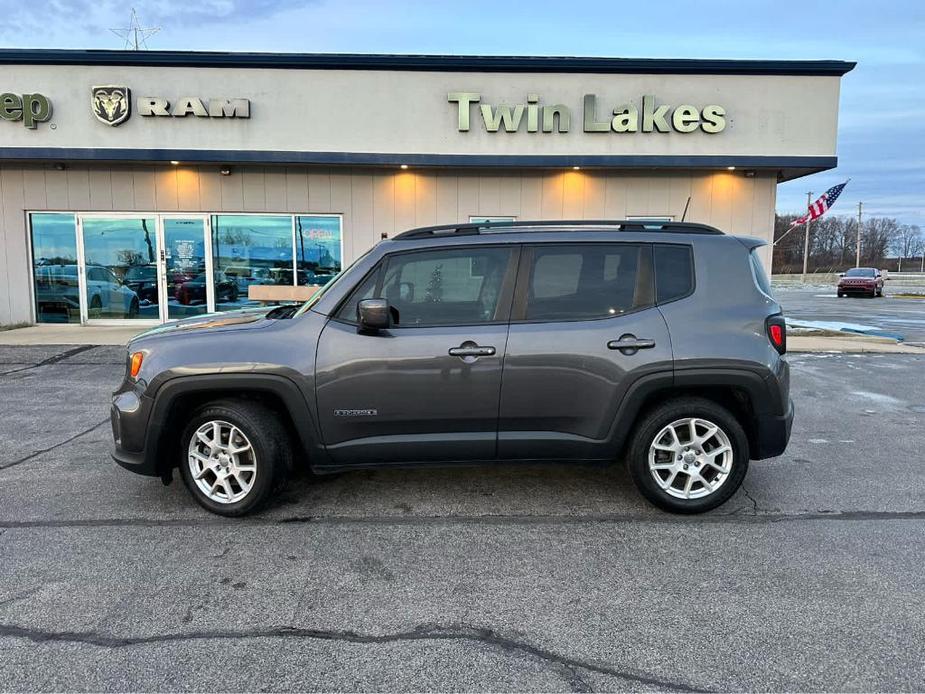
[112,220,792,516]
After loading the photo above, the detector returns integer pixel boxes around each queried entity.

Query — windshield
[845,268,875,277]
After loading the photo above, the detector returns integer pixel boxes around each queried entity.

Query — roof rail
[392,219,724,239]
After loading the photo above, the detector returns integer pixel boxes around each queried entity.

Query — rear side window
[653,244,694,303]
[749,249,775,298]
[523,244,653,321]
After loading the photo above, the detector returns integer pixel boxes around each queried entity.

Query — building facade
[0,50,854,326]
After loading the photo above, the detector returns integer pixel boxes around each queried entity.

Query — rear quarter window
[654,244,694,303]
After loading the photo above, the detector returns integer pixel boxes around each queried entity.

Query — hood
[130,307,276,344]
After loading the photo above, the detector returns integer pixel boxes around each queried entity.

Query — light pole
[856,201,863,268]
[801,191,812,283]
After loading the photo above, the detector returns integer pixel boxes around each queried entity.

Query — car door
[315,244,519,465]
[498,242,674,461]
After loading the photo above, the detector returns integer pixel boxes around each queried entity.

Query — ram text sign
[448,93,726,134]
[91,85,250,126]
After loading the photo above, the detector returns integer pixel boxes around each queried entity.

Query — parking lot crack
[0,621,710,692]
[0,418,109,472]
[0,345,98,378]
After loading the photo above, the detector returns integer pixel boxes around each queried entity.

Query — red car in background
[837,267,884,298]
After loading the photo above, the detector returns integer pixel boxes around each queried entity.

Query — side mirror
[357,298,391,331]
[838,272,845,278]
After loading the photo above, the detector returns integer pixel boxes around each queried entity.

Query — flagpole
[856,201,863,268]
[801,191,812,283]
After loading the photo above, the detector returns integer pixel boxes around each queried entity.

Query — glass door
[160,216,212,320]
[78,215,160,323]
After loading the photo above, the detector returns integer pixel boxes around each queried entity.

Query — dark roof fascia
[0,49,857,76]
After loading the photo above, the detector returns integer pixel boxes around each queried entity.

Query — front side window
[379,247,514,326]
[523,244,653,321]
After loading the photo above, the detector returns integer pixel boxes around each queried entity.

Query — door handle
[607,335,656,354]
[449,343,496,358]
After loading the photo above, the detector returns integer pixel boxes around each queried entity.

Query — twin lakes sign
[91,86,250,126]
[448,93,727,135]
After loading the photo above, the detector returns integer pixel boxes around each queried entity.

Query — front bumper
[110,384,159,477]
[838,284,876,294]
[752,398,794,460]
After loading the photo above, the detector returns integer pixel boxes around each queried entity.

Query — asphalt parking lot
[1,345,924,692]
[775,284,925,343]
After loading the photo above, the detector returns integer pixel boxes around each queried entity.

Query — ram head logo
[91,86,131,126]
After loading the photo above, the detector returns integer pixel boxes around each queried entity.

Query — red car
[837,267,884,298]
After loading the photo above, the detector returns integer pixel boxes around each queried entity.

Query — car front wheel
[179,399,290,516]
[627,398,749,514]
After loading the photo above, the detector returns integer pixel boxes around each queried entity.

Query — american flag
[790,180,849,227]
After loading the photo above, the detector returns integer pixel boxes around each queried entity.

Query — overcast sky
[1,0,922,227]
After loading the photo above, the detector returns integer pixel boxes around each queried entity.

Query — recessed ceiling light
[170,160,180,165]
[726,166,736,171]
[400,164,409,170]
[572,166,581,170]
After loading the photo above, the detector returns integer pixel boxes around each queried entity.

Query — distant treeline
[773,214,924,274]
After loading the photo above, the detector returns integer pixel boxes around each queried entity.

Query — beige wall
[0,164,776,325]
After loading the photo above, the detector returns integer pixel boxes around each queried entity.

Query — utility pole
[856,201,863,268]
[801,191,812,283]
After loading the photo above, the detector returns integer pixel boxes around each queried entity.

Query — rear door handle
[607,335,656,354]
[449,342,496,358]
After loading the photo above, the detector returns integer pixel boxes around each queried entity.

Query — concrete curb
[789,336,925,354]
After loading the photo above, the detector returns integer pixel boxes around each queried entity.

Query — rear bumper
[752,398,794,460]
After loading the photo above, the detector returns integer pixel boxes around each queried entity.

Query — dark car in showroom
[175,271,239,306]
[837,267,884,297]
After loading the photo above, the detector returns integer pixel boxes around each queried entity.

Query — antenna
[110,8,160,50]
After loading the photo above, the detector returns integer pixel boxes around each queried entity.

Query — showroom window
[30,213,80,323]
[28,212,343,323]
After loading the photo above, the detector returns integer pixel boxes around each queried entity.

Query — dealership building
[0,49,854,326]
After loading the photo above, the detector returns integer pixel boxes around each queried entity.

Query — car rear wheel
[179,399,290,516]
[627,397,749,514]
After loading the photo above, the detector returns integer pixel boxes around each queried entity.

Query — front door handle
[607,334,656,354]
[449,342,496,359]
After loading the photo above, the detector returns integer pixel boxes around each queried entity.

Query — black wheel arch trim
[143,372,327,476]
[609,362,788,454]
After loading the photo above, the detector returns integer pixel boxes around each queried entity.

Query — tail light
[766,314,786,355]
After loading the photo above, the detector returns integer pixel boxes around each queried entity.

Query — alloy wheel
[187,420,257,504]
[648,417,733,499]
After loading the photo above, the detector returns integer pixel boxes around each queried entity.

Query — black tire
[178,399,291,517]
[837,292,844,298]
[127,298,139,318]
[626,397,749,514]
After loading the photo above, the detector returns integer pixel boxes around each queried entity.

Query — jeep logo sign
[0,92,52,128]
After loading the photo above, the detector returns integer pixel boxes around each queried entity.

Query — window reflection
[81,217,157,319]
[31,213,79,323]
[210,215,293,311]
[295,215,342,287]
